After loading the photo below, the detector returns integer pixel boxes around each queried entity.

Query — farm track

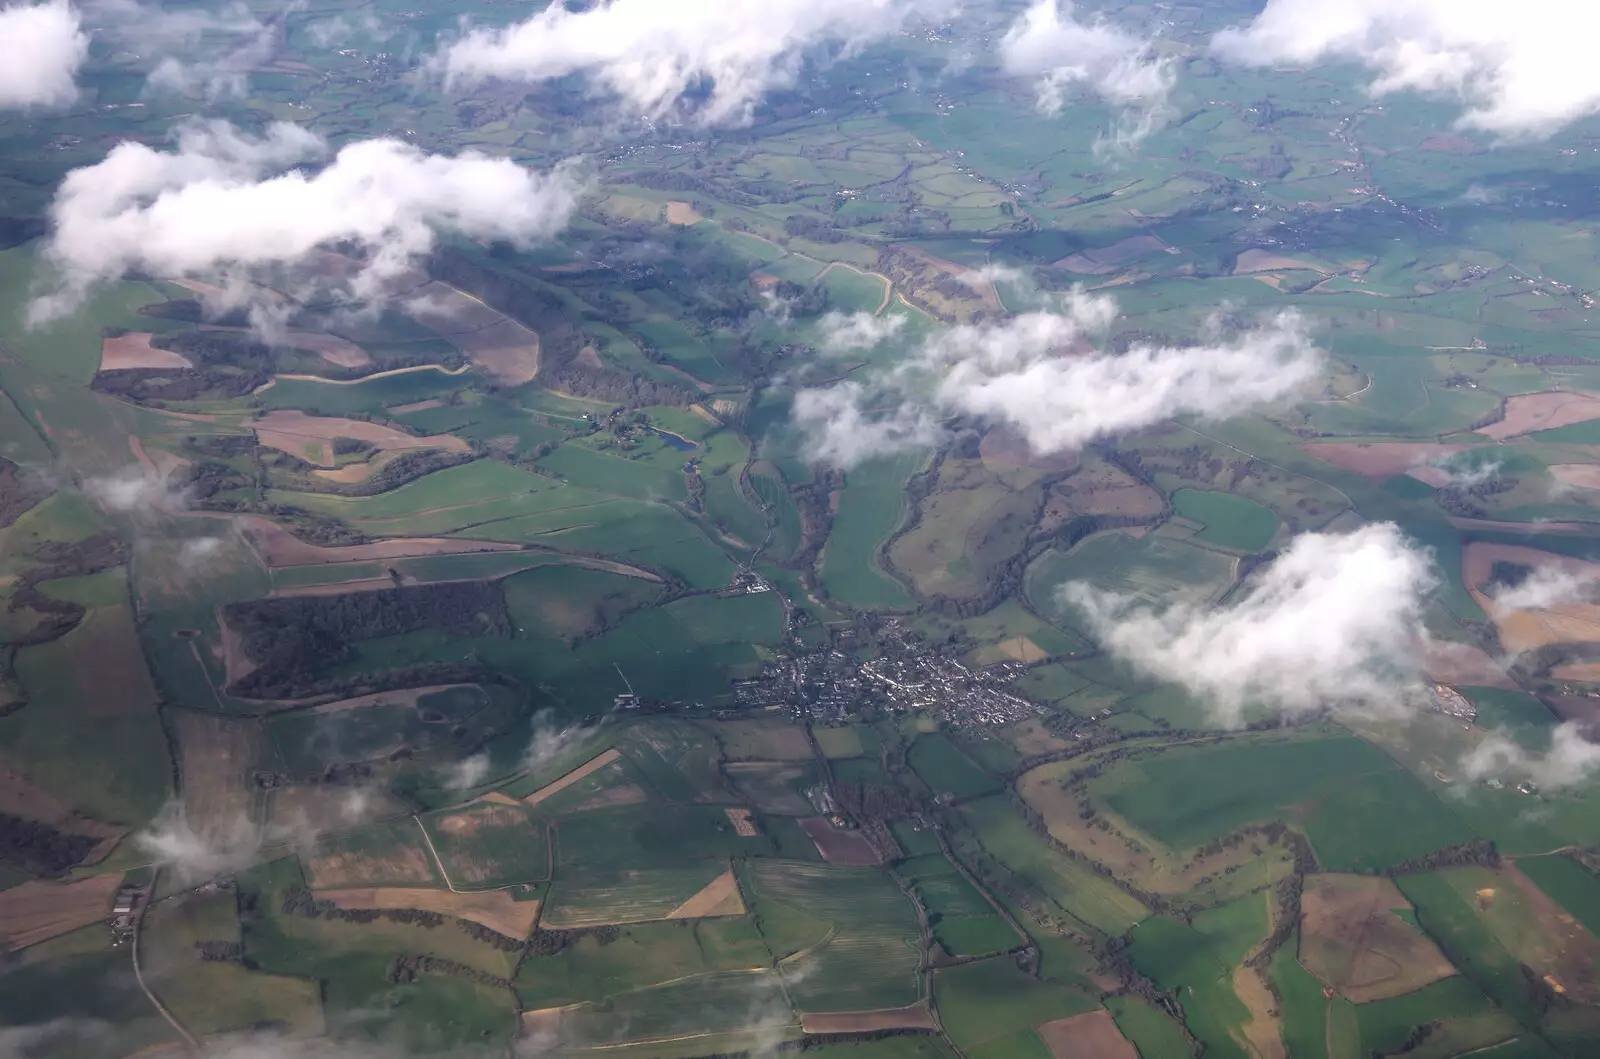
[132,869,200,1055]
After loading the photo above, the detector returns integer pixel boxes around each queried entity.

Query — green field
[820,451,923,608]
[1100,733,1397,850]
[1304,767,1477,873]
[957,796,1148,936]
[1515,855,1600,935]
[743,859,924,1013]
[907,733,1001,799]
[933,959,1097,1052]
[1171,489,1281,551]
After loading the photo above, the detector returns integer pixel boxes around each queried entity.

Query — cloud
[178,536,223,563]
[1063,523,1437,727]
[434,0,954,127]
[135,802,264,885]
[1491,566,1600,612]
[85,0,281,99]
[817,310,906,353]
[0,1,88,108]
[443,752,491,790]
[1462,722,1600,790]
[31,120,583,323]
[1211,0,1600,139]
[524,711,598,773]
[999,0,1173,147]
[792,290,1323,467]
[791,382,942,466]
[82,466,189,514]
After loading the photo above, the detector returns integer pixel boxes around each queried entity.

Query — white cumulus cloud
[1212,0,1600,139]
[1063,523,1438,727]
[0,0,88,109]
[792,291,1322,467]
[1491,565,1600,612]
[999,0,1173,148]
[1462,722,1600,790]
[31,120,582,322]
[435,0,954,127]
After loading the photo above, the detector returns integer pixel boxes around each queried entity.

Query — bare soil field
[665,867,745,919]
[524,749,622,807]
[1480,392,1600,440]
[253,410,468,467]
[801,1004,937,1034]
[1045,462,1163,524]
[306,838,436,889]
[1056,235,1172,275]
[1550,465,1600,491]
[100,333,193,371]
[231,514,521,567]
[983,636,1049,663]
[1448,516,1594,534]
[666,201,704,225]
[799,817,880,866]
[449,318,541,387]
[725,808,759,836]
[217,609,257,689]
[405,282,540,385]
[315,886,538,939]
[1233,249,1330,275]
[268,785,407,834]
[1551,661,1600,683]
[1003,718,1073,758]
[172,710,262,846]
[1300,873,1456,1003]
[312,684,479,715]
[712,719,815,761]
[1300,442,1470,479]
[1036,1009,1139,1059]
[1421,640,1515,689]
[311,450,405,484]
[979,427,1080,473]
[1504,863,1600,1002]
[1232,965,1286,1059]
[389,399,445,414]
[0,873,121,950]
[0,759,124,864]
[1462,542,1600,651]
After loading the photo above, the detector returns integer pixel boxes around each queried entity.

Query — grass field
[1099,733,1397,850]
[1171,489,1281,552]
[1106,995,1192,1059]
[1127,914,1257,1059]
[820,452,923,608]
[1397,872,1545,1026]
[907,733,1000,800]
[957,796,1148,936]
[3,604,171,826]
[1515,855,1600,935]
[743,859,924,1013]
[541,861,733,928]
[933,959,1097,1053]
[420,800,549,888]
[513,917,772,1008]
[1303,768,1476,873]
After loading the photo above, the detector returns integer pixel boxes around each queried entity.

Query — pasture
[744,859,924,1013]
[541,862,731,929]
[1515,855,1600,936]
[933,959,1098,1053]
[956,797,1148,936]
[1170,490,1281,552]
[1098,733,1397,850]
[820,451,924,608]
[907,734,1000,800]
[420,800,549,888]
[1299,873,1458,1003]
[1025,533,1238,635]
[305,820,440,889]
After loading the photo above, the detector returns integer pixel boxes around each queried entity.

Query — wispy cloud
[1462,722,1600,790]
[999,0,1174,149]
